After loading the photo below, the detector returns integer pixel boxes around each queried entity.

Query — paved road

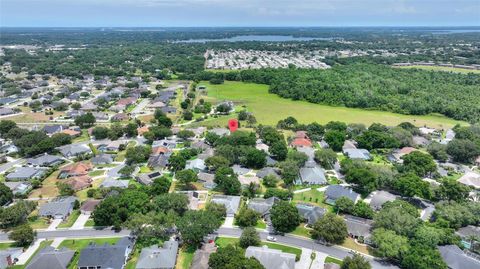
[217,227,398,269]
[0,228,130,242]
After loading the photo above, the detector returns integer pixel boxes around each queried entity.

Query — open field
[203,81,465,129]
[397,65,480,74]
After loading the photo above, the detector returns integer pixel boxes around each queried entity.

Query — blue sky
[1,0,479,27]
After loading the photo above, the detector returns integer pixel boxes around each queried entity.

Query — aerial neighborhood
[0,26,479,269]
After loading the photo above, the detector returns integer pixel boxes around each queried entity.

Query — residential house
[4,181,31,196]
[209,128,230,137]
[232,165,250,176]
[152,139,177,150]
[39,196,77,219]
[0,108,15,116]
[185,159,206,172]
[455,226,480,250]
[296,203,327,226]
[27,154,64,167]
[80,199,101,215]
[78,237,134,269]
[438,245,480,269]
[43,125,69,136]
[100,178,130,189]
[388,147,417,163]
[342,140,357,151]
[239,175,261,185]
[412,136,430,147]
[248,197,279,222]
[6,167,46,181]
[57,144,92,158]
[80,102,98,111]
[58,162,93,179]
[0,248,22,269]
[191,140,210,151]
[197,148,214,160]
[297,147,315,161]
[136,171,162,185]
[160,106,176,114]
[112,113,129,121]
[256,167,280,179]
[255,139,269,153]
[265,156,278,167]
[297,163,327,185]
[345,215,373,243]
[290,136,312,148]
[343,148,371,160]
[98,140,125,152]
[367,191,397,211]
[25,246,74,269]
[245,246,295,269]
[91,154,114,165]
[148,152,171,169]
[92,112,109,121]
[197,172,216,189]
[64,175,93,191]
[318,140,329,149]
[210,195,241,217]
[136,240,178,269]
[325,185,360,205]
[61,129,81,137]
[147,101,166,109]
[191,242,217,269]
[178,191,208,210]
[458,171,480,189]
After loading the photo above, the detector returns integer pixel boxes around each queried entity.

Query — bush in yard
[239,227,261,248]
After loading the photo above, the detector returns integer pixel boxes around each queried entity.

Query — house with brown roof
[80,199,101,215]
[61,129,82,137]
[58,162,93,179]
[64,175,92,191]
[137,126,149,136]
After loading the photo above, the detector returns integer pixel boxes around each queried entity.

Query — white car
[266,236,277,242]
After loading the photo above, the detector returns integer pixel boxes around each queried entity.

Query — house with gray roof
[148,152,171,169]
[209,128,230,137]
[6,167,46,181]
[367,191,397,211]
[344,215,373,243]
[4,181,31,196]
[325,185,360,205]
[25,246,74,269]
[0,108,15,116]
[39,196,77,220]
[57,144,92,158]
[135,240,178,269]
[78,237,134,269]
[197,172,216,189]
[43,125,69,136]
[297,163,327,185]
[232,165,249,175]
[191,242,217,269]
[136,172,162,185]
[343,148,371,160]
[91,154,114,165]
[27,154,64,167]
[256,167,280,179]
[245,246,295,269]
[0,247,22,269]
[438,245,480,269]
[296,203,327,226]
[100,179,130,189]
[248,197,279,221]
[210,195,241,217]
[455,225,480,250]
[152,139,177,149]
[185,159,206,172]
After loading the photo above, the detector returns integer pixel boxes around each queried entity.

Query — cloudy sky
[1,0,479,27]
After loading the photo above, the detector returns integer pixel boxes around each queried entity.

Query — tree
[205,132,220,145]
[0,201,36,229]
[214,167,241,195]
[401,244,447,269]
[371,228,409,261]
[177,210,223,245]
[238,110,248,121]
[326,121,348,132]
[345,167,378,194]
[314,148,337,169]
[205,156,230,171]
[356,130,400,150]
[311,213,348,244]
[262,174,278,188]
[154,109,172,128]
[176,169,198,188]
[270,201,301,233]
[205,202,226,223]
[393,173,432,199]
[432,201,479,229]
[125,145,151,164]
[74,112,96,128]
[9,224,35,247]
[183,111,193,120]
[373,200,420,237]
[241,148,266,169]
[124,123,138,137]
[341,254,371,269]
[51,133,72,147]
[239,227,261,248]
[118,165,135,177]
[401,151,436,177]
[388,127,413,147]
[269,141,288,160]
[352,201,375,219]
[150,176,171,195]
[57,182,74,196]
[92,126,110,139]
[0,120,16,137]
[209,245,265,269]
[279,161,299,186]
[168,154,187,171]
[446,139,480,163]
[0,183,13,206]
[177,130,195,140]
[335,196,354,214]
[154,193,189,215]
[324,130,346,151]
[306,122,325,141]
[436,178,470,202]
[263,188,292,200]
[427,142,448,162]
[235,207,260,228]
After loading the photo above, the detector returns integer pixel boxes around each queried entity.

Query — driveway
[46,219,62,231]
[71,213,90,230]
[222,217,234,228]
[296,248,328,269]
[16,239,46,265]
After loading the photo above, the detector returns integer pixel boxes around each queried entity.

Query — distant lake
[176,35,332,43]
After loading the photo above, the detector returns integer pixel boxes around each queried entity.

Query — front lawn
[176,245,196,269]
[57,210,80,228]
[88,170,105,177]
[255,220,267,229]
[59,238,122,269]
[291,223,311,238]
[215,237,302,261]
[293,189,333,212]
[325,256,342,265]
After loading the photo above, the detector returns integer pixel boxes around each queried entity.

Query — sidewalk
[46,219,62,231]
[51,237,65,248]
[16,239,46,265]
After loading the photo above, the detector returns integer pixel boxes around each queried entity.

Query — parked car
[266,236,277,242]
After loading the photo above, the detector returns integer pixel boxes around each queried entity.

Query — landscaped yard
[88,170,105,177]
[176,245,196,269]
[57,210,80,228]
[340,237,373,255]
[139,165,152,173]
[204,81,464,129]
[84,219,95,227]
[255,220,267,229]
[291,223,311,238]
[27,215,50,229]
[325,256,342,265]
[215,237,302,261]
[293,189,333,212]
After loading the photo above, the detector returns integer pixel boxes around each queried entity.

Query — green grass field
[57,210,80,228]
[397,65,480,74]
[203,81,464,129]
[215,237,302,261]
[59,238,122,269]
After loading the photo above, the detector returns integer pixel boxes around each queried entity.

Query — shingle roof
[245,246,295,269]
[211,195,241,216]
[299,165,327,185]
[248,197,278,217]
[438,245,480,269]
[344,215,373,238]
[343,148,371,160]
[27,154,63,166]
[458,171,480,189]
[25,246,74,269]
[39,196,77,218]
[100,179,130,188]
[78,237,134,269]
[296,203,327,225]
[256,167,280,179]
[136,241,178,269]
[368,191,397,210]
[325,185,359,204]
[6,167,45,180]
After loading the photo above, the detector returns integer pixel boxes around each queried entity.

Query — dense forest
[193,64,480,123]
